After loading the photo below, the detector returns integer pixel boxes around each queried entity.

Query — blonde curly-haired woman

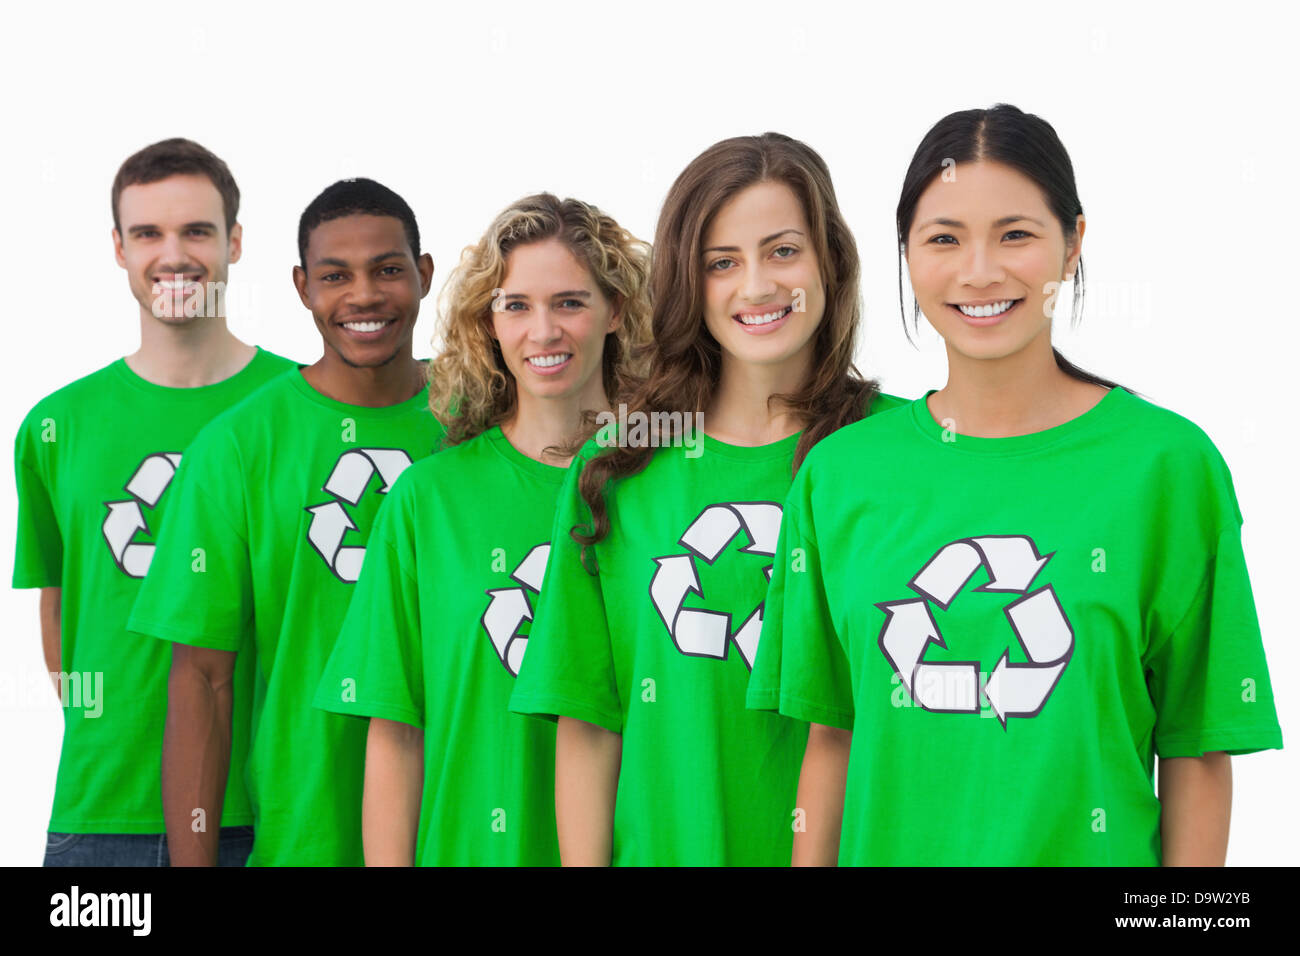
[314,193,651,865]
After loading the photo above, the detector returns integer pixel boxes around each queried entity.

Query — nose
[528,305,562,343]
[346,272,384,308]
[740,261,778,303]
[957,240,1006,289]
[158,230,188,272]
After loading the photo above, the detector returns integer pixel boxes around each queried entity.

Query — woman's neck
[929,333,1109,438]
[502,382,609,467]
[703,349,811,446]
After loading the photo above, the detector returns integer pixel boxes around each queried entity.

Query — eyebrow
[702,228,804,254]
[500,290,593,301]
[126,221,218,235]
[916,215,1046,230]
[312,250,407,268]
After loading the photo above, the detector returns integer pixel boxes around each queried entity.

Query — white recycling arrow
[102,451,183,578]
[983,585,1074,726]
[912,662,981,713]
[481,543,551,677]
[910,535,1052,609]
[876,598,944,698]
[306,448,413,582]
[679,506,742,562]
[649,501,782,669]
[983,653,1068,727]
[880,534,1073,725]
[125,453,183,507]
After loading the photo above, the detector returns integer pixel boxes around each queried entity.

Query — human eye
[560,298,586,310]
[380,265,403,276]
[1003,229,1034,241]
[186,227,212,238]
[707,257,735,272]
[321,272,344,282]
[772,244,798,259]
[927,234,957,245]
[504,300,527,312]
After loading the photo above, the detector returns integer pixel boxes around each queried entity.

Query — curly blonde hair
[428,193,652,446]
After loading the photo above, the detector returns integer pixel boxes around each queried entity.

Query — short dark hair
[112,138,239,234]
[297,178,421,269]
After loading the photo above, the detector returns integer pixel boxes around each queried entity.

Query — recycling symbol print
[305,448,413,583]
[650,501,782,670]
[481,543,550,677]
[877,534,1074,728]
[102,452,183,578]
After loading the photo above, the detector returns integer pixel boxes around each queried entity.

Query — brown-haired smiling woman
[747,104,1283,866]
[509,133,905,866]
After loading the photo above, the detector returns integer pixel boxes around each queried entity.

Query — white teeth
[527,353,571,368]
[957,300,1016,318]
[342,320,391,332]
[156,279,198,289]
[737,306,791,326]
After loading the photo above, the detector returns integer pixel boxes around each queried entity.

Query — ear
[113,228,127,269]
[417,252,435,296]
[227,222,243,266]
[1064,215,1086,280]
[606,294,624,334]
[291,265,311,309]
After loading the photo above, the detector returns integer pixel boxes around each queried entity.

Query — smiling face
[491,237,620,408]
[700,179,825,372]
[906,160,1084,362]
[113,173,240,323]
[292,213,433,369]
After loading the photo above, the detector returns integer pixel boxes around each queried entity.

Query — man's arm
[1158,752,1232,866]
[362,717,424,866]
[792,722,851,866]
[162,642,237,866]
[555,716,621,866]
[39,587,61,693]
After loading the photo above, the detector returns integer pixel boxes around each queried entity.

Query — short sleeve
[1145,522,1283,758]
[508,446,622,733]
[127,427,252,651]
[746,466,854,730]
[13,420,62,588]
[313,484,424,728]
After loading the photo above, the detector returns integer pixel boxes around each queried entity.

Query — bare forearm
[162,653,233,866]
[792,722,851,866]
[1158,752,1232,866]
[362,718,424,866]
[555,716,621,866]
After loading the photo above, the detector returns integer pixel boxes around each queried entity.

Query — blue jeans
[43,825,254,867]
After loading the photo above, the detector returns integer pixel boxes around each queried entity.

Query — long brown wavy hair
[573,132,881,562]
[428,193,652,446]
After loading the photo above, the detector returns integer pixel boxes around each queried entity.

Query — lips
[152,274,204,288]
[335,315,400,341]
[340,319,395,332]
[949,298,1023,326]
[525,352,573,375]
[734,305,792,327]
[731,304,794,336]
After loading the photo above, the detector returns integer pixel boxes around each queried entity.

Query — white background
[0,0,1295,865]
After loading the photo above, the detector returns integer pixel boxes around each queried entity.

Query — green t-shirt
[11,347,297,833]
[314,426,566,866]
[126,368,444,865]
[509,391,908,865]
[747,387,1283,866]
